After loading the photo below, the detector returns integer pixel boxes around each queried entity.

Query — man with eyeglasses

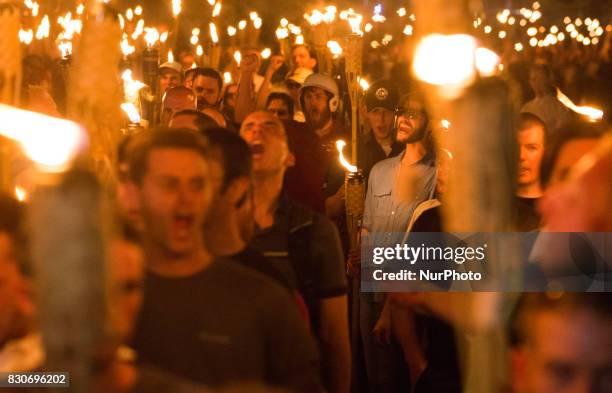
[358,91,437,393]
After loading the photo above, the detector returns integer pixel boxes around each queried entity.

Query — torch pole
[345,169,364,390]
[344,33,362,164]
[142,46,159,124]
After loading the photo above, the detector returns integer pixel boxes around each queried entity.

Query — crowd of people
[2,15,612,393]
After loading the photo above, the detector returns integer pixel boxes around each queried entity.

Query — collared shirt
[358,133,404,182]
[363,149,437,245]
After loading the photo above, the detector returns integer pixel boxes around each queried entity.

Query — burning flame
[336,140,358,173]
[341,9,363,35]
[238,20,247,30]
[295,35,304,45]
[372,4,386,23]
[276,27,289,40]
[120,103,141,124]
[134,5,143,15]
[304,10,324,26]
[24,0,39,17]
[413,34,478,98]
[358,77,370,91]
[212,2,222,17]
[233,50,242,65]
[0,104,88,172]
[19,29,34,45]
[327,40,343,57]
[172,0,181,17]
[58,41,72,58]
[35,15,50,40]
[223,71,232,84]
[167,50,174,63]
[160,31,169,43]
[121,36,136,56]
[209,22,219,43]
[144,27,159,47]
[14,186,27,202]
[260,48,271,59]
[253,17,263,30]
[121,70,146,103]
[126,8,134,21]
[228,26,237,36]
[196,45,203,56]
[132,19,145,40]
[557,89,604,121]
[441,119,451,130]
[474,47,500,77]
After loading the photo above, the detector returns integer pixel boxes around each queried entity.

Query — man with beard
[128,128,323,392]
[360,92,437,393]
[239,112,350,393]
[299,74,350,217]
[192,68,223,111]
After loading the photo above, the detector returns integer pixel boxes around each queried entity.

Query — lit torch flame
[120,103,141,124]
[557,89,604,122]
[14,186,27,202]
[327,40,343,57]
[121,69,146,103]
[167,50,174,63]
[19,29,34,45]
[336,140,358,173]
[143,27,159,47]
[209,22,219,43]
[35,15,50,40]
[0,104,88,172]
[172,0,181,17]
[212,2,222,17]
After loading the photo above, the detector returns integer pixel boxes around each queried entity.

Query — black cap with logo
[365,80,400,112]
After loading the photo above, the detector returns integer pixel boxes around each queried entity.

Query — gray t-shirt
[132,259,323,393]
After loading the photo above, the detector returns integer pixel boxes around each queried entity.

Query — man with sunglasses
[359,91,437,393]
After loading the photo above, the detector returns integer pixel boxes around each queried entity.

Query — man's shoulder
[285,198,336,234]
[369,154,400,180]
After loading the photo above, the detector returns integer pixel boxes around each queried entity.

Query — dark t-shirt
[513,196,542,231]
[230,247,292,291]
[132,259,322,393]
[284,121,327,213]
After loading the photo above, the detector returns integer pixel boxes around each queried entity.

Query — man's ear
[284,151,296,168]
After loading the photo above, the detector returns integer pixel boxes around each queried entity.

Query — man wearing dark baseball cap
[359,80,404,180]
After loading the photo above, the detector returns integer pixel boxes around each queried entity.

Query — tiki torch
[336,139,364,381]
[305,6,336,76]
[142,28,159,124]
[337,140,365,249]
[209,22,221,70]
[343,11,364,164]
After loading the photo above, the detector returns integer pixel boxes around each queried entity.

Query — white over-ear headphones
[328,95,339,113]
